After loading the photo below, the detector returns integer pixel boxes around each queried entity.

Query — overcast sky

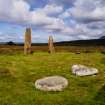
[0,0,105,42]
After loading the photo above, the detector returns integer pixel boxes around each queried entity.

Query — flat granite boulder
[72,64,99,76]
[35,76,68,91]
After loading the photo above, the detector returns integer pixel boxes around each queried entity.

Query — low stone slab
[72,64,99,76]
[35,76,68,91]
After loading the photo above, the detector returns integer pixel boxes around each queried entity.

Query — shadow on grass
[0,68,11,76]
[0,68,15,79]
[100,58,105,64]
[94,85,105,105]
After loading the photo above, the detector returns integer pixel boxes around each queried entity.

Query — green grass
[0,52,105,105]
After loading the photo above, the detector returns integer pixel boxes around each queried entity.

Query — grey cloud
[0,0,105,42]
[0,0,65,32]
[87,21,105,29]
[69,0,105,23]
[49,0,75,7]
[0,33,23,42]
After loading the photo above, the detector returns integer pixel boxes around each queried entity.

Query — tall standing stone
[48,36,55,53]
[24,28,31,55]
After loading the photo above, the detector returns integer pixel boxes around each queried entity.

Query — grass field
[0,52,105,105]
[0,45,105,54]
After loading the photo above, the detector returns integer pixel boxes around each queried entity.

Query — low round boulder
[72,64,99,76]
[35,76,68,91]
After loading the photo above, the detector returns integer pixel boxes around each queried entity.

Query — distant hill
[6,41,16,45]
[55,39,105,46]
[100,36,105,39]
[0,38,105,46]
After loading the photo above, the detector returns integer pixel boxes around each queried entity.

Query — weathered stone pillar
[24,28,31,55]
[48,36,55,53]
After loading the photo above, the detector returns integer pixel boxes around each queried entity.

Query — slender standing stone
[24,28,31,55]
[48,36,55,53]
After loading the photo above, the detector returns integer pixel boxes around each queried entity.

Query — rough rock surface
[72,64,99,76]
[35,76,68,91]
